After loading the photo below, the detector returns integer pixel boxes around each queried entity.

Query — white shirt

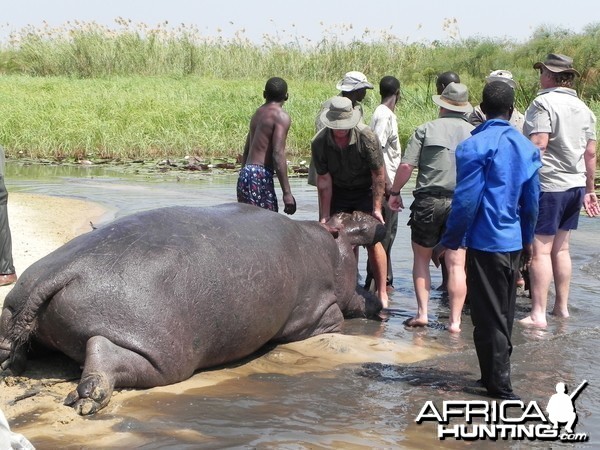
[370,104,400,185]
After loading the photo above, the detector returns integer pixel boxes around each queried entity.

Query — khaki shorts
[408,194,452,248]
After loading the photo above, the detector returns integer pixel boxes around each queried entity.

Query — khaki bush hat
[320,96,361,130]
[335,71,374,92]
[533,53,580,76]
[486,70,517,89]
[432,82,473,113]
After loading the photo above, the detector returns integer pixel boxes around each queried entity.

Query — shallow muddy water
[5,163,600,449]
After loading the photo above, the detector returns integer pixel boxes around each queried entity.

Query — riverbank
[0,192,110,306]
[0,193,107,306]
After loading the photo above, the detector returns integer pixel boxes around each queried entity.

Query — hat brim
[335,81,374,92]
[319,107,362,130]
[432,95,473,113]
[533,62,580,77]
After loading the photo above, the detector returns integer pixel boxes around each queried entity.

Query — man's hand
[388,194,404,212]
[431,243,447,268]
[283,193,297,215]
[583,192,600,217]
[521,243,533,272]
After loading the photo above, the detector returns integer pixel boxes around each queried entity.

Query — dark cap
[533,53,580,76]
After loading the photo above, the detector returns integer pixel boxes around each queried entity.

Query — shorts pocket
[409,196,436,224]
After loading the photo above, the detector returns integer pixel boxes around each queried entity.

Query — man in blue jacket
[433,81,541,400]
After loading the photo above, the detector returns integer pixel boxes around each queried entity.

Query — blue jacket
[441,119,541,252]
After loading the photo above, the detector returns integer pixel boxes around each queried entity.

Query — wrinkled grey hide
[0,203,384,414]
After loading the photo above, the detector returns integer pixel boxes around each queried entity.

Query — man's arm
[388,163,414,211]
[583,139,599,217]
[241,132,250,165]
[272,111,296,214]
[316,173,333,222]
[371,165,386,223]
[529,132,549,155]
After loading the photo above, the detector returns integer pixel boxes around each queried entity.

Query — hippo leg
[64,335,167,415]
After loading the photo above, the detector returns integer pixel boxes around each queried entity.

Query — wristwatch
[389,190,401,196]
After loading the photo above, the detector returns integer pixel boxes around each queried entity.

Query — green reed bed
[0,19,598,162]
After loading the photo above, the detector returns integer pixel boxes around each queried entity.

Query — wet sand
[0,193,447,448]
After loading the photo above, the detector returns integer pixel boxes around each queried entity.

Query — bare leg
[407,242,432,327]
[520,234,554,328]
[367,242,389,308]
[445,247,467,333]
[550,230,572,317]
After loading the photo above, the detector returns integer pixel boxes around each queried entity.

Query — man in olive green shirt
[311,96,389,308]
[388,83,474,332]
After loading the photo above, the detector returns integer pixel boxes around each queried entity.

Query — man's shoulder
[356,122,378,142]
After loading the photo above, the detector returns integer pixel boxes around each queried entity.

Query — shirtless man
[237,77,296,215]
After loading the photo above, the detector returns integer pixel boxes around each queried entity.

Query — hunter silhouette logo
[546,380,587,435]
[415,380,590,442]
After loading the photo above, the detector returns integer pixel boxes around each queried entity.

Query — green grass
[0,19,599,163]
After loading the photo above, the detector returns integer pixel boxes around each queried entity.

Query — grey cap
[486,70,517,89]
[335,71,374,92]
[432,82,473,113]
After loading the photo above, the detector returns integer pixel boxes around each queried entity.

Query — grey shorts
[408,194,452,248]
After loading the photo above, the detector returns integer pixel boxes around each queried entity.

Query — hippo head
[326,211,386,247]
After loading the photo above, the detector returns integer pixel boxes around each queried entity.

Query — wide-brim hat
[533,53,580,76]
[320,96,361,130]
[486,69,517,89]
[432,82,473,113]
[335,71,374,92]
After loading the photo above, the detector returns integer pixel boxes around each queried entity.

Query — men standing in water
[308,71,374,186]
[388,83,473,332]
[311,96,389,308]
[364,76,402,294]
[433,81,540,399]
[237,77,296,215]
[520,54,598,328]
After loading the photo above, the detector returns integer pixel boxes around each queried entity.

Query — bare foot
[550,308,569,318]
[519,315,547,328]
[447,322,461,333]
[404,316,428,328]
[378,293,389,309]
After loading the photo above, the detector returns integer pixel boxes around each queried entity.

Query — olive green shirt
[311,124,384,190]
[402,112,475,196]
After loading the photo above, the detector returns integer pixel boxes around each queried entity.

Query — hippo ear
[319,222,340,238]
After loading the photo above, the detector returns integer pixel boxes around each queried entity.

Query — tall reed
[0,19,598,161]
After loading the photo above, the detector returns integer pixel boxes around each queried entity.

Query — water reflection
[5,162,600,448]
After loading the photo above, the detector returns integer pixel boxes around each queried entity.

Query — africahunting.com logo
[416,380,589,442]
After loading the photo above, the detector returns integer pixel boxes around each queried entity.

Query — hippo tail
[5,270,74,349]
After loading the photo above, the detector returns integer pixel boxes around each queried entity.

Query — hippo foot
[1,343,28,375]
[64,371,114,415]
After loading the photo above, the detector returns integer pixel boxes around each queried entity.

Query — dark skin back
[242,97,296,214]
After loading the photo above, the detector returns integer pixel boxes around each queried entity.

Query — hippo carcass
[0,203,384,414]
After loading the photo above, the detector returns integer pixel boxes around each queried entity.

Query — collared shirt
[370,104,400,185]
[523,87,597,192]
[402,111,474,196]
[441,119,541,252]
[311,124,383,190]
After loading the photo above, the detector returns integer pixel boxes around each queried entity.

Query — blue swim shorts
[237,164,278,212]
[535,187,584,235]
